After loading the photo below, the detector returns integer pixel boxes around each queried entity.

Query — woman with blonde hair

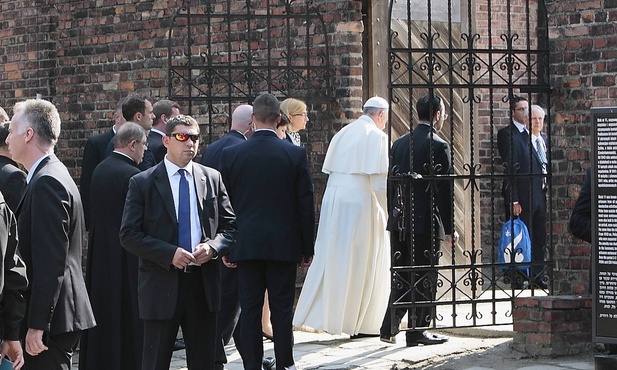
[280,98,309,146]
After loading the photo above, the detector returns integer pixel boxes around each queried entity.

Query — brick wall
[0,0,609,296]
[547,0,616,294]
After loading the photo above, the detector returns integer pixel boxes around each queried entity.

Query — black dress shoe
[350,333,379,339]
[262,357,276,370]
[380,334,396,344]
[406,331,448,347]
[173,338,185,351]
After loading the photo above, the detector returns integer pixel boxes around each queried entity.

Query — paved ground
[70,320,600,369]
[161,328,596,370]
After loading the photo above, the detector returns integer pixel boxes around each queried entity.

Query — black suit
[497,123,547,280]
[0,191,27,342]
[570,167,592,243]
[148,130,166,164]
[80,153,142,370]
[17,154,96,369]
[105,137,157,171]
[120,161,237,370]
[0,155,26,213]
[381,123,453,340]
[201,130,246,168]
[80,129,115,229]
[219,130,315,370]
[200,130,246,369]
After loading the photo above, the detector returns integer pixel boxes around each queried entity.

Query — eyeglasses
[292,112,308,117]
[133,140,148,149]
[170,132,200,142]
[514,107,527,112]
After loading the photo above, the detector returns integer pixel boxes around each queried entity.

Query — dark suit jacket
[497,123,545,213]
[105,138,157,171]
[16,155,96,335]
[200,130,246,169]
[120,161,237,320]
[219,130,315,262]
[147,130,166,164]
[0,156,26,213]
[80,129,115,229]
[81,152,142,370]
[570,167,592,243]
[0,192,27,341]
[389,124,453,239]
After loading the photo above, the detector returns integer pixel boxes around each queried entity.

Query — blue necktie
[178,169,192,252]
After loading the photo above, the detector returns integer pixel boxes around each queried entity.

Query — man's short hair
[13,99,61,147]
[416,94,442,122]
[116,96,129,114]
[114,122,147,149]
[0,122,9,148]
[253,94,280,124]
[166,115,200,135]
[153,99,180,123]
[122,94,148,121]
[0,106,8,122]
[509,95,528,111]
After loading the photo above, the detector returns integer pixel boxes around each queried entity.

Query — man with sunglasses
[120,115,237,370]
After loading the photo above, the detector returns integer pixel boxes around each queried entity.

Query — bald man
[200,105,253,168]
[200,105,263,370]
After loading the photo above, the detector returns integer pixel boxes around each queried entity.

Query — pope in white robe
[293,97,391,335]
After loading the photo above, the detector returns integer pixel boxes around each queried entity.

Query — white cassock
[293,115,391,335]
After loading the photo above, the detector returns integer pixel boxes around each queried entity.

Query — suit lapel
[153,163,178,223]
[16,155,54,215]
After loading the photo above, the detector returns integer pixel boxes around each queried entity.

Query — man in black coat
[7,99,96,369]
[200,104,261,370]
[0,168,28,367]
[79,97,127,230]
[79,122,148,370]
[150,99,180,164]
[380,94,455,347]
[120,115,237,370]
[570,167,592,244]
[219,94,315,370]
[497,96,547,288]
[0,122,26,213]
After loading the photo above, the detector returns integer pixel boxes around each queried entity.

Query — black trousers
[215,264,243,370]
[381,232,440,339]
[141,271,217,370]
[23,330,80,370]
[237,260,297,370]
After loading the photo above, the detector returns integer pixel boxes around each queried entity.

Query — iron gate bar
[387,0,552,331]
[167,0,333,146]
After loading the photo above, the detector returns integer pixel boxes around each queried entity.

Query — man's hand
[25,328,48,357]
[171,248,197,269]
[1,340,24,369]
[445,231,459,245]
[193,243,216,264]
[222,255,237,268]
[299,255,313,268]
[511,202,522,217]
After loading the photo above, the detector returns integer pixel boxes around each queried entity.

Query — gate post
[512,295,592,356]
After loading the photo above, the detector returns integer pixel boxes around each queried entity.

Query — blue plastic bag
[497,218,531,275]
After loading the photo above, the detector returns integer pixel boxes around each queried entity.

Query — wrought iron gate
[386,0,552,330]
[166,0,334,147]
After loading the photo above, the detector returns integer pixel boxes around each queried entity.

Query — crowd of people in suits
[0,90,558,370]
